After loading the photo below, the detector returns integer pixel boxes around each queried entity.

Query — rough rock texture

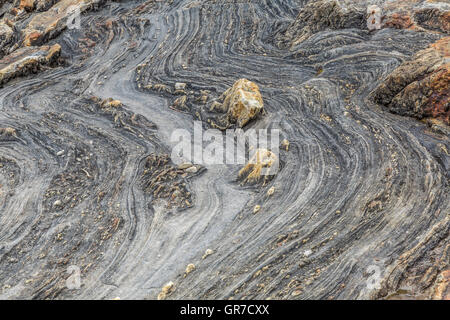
[0,43,60,85]
[238,149,278,185]
[275,0,367,48]
[222,79,264,128]
[384,1,450,33]
[0,0,448,301]
[0,21,14,57]
[372,37,449,125]
[276,0,450,48]
[22,0,99,46]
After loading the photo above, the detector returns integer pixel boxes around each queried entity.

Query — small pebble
[185,166,198,173]
[175,82,187,90]
[178,162,193,170]
[202,249,214,259]
[185,264,196,276]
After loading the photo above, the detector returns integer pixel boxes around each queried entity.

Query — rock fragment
[22,0,96,46]
[185,166,198,174]
[178,162,193,170]
[157,281,174,300]
[0,43,61,85]
[281,139,290,151]
[0,127,17,137]
[184,263,196,277]
[221,79,264,128]
[239,149,278,184]
[202,249,214,259]
[175,82,187,91]
[100,98,122,109]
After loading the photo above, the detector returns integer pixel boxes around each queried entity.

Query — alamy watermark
[170,121,280,176]
[366,263,384,290]
[66,265,81,290]
[66,5,81,30]
[66,2,384,31]
[367,5,382,31]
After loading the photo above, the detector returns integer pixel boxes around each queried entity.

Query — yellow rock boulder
[222,79,264,128]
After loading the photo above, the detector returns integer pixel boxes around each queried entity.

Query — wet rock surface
[0,0,448,300]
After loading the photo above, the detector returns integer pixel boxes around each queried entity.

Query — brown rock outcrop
[371,37,449,125]
[0,43,61,85]
[23,0,96,46]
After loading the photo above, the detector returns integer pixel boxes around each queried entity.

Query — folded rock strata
[276,0,449,48]
[275,0,366,48]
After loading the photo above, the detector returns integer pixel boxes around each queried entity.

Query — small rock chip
[101,98,122,108]
[158,281,175,299]
[185,264,196,276]
[239,149,278,184]
[162,281,174,294]
[53,200,62,207]
[185,166,198,174]
[157,292,167,300]
[281,139,290,151]
[202,249,214,259]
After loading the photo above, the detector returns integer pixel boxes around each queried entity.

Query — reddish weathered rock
[372,37,449,125]
[384,12,416,30]
[20,0,35,11]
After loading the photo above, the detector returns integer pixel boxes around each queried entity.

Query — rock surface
[372,37,449,125]
[0,43,60,85]
[0,0,448,301]
[276,0,450,48]
[222,78,264,128]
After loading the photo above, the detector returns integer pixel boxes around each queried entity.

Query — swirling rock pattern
[0,0,448,300]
